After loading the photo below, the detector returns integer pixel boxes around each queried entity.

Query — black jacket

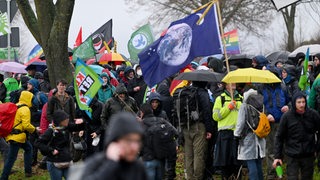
[35,123,85,162]
[81,153,147,180]
[127,76,147,107]
[156,78,174,122]
[47,93,75,123]
[83,98,104,135]
[274,93,320,159]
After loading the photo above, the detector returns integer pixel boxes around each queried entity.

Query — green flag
[72,37,95,62]
[0,12,10,36]
[74,59,103,117]
[127,24,154,62]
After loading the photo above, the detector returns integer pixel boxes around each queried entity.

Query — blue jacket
[261,83,288,123]
[28,78,48,110]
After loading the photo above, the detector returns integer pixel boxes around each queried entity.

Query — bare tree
[126,0,274,35]
[16,0,75,86]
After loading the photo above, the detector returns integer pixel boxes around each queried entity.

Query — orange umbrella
[98,52,125,65]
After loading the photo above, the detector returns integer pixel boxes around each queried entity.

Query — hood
[148,92,161,102]
[253,55,268,69]
[104,112,144,147]
[133,64,140,72]
[291,91,307,112]
[28,78,40,92]
[115,83,128,94]
[207,57,224,73]
[18,90,34,107]
[124,66,134,76]
[243,88,257,103]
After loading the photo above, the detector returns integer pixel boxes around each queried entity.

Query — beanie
[53,110,69,126]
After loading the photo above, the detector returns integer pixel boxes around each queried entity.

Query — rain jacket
[5,91,35,143]
[212,91,242,131]
[148,92,168,119]
[47,92,75,123]
[234,89,266,160]
[308,76,320,109]
[274,92,320,159]
[100,84,139,127]
[3,77,19,102]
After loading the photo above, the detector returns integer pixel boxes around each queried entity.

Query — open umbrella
[288,44,320,58]
[175,70,224,82]
[0,62,27,73]
[25,57,46,66]
[86,59,97,65]
[222,54,254,68]
[222,68,281,83]
[98,52,125,65]
[266,51,290,65]
[88,65,104,75]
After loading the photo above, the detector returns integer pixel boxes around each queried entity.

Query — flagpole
[7,0,11,61]
[215,0,234,99]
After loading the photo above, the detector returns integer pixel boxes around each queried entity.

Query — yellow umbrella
[222,68,281,83]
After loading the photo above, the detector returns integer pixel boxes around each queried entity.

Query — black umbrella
[266,51,290,65]
[175,70,224,82]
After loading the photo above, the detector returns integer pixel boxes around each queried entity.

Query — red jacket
[39,103,49,134]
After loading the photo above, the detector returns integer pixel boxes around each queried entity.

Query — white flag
[0,12,11,36]
[271,0,300,11]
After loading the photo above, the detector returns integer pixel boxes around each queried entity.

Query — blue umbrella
[89,65,104,75]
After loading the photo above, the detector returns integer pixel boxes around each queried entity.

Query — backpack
[147,118,177,159]
[172,86,199,128]
[246,104,270,138]
[0,103,27,137]
[9,89,22,103]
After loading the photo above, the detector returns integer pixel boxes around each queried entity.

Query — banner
[0,12,10,36]
[74,59,103,115]
[224,29,241,55]
[138,3,222,87]
[72,37,95,62]
[128,24,154,62]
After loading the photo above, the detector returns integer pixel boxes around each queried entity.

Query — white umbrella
[0,62,27,73]
[288,44,320,57]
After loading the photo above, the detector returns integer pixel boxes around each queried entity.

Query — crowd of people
[0,52,320,180]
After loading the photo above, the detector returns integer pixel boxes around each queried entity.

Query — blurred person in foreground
[75,112,147,180]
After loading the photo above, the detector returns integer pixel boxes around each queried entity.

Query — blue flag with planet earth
[138,3,223,87]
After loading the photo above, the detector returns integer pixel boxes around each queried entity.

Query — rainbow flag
[27,44,43,62]
[223,29,240,55]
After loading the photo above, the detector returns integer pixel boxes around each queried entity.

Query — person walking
[234,89,266,180]
[0,91,37,180]
[273,92,320,179]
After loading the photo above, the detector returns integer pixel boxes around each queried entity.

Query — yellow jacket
[6,91,35,143]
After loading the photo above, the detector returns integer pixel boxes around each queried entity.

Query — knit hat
[53,110,69,126]
[104,112,143,147]
[100,72,109,79]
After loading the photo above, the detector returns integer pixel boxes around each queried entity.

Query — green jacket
[3,78,19,102]
[212,91,242,131]
[308,75,320,108]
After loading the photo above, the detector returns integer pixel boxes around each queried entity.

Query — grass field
[1,150,320,180]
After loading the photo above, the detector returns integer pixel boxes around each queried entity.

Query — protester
[35,110,85,180]
[127,64,147,107]
[97,72,115,103]
[212,83,243,179]
[252,55,269,70]
[47,79,75,123]
[120,66,135,87]
[273,92,320,179]
[77,112,147,180]
[234,89,265,180]
[100,83,139,127]
[148,92,168,120]
[183,81,214,180]
[156,77,174,124]
[313,53,320,79]
[0,91,36,180]
[1,72,19,102]
[281,65,299,102]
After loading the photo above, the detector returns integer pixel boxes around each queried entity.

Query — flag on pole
[85,19,113,51]
[138,3,222,87]
[128,24,154,62]
[72,38,96,62]
[298,47,309,91]
[74,27,82,48]
[74,59,103,117]
[271,0,300,11]
[0,12,10,36]
[27,44,43,62]
[224,29,241,55]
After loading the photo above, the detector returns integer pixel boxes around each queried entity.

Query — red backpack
[0,103,26,137]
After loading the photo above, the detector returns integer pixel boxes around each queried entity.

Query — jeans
[0,141,33,180]
[246,159,263,180]
[47,161,69,180]
[144,159,165,180]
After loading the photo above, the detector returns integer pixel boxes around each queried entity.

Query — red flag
[74,27,82,48]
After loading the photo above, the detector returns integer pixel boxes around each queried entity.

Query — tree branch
[16,0,41,44]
